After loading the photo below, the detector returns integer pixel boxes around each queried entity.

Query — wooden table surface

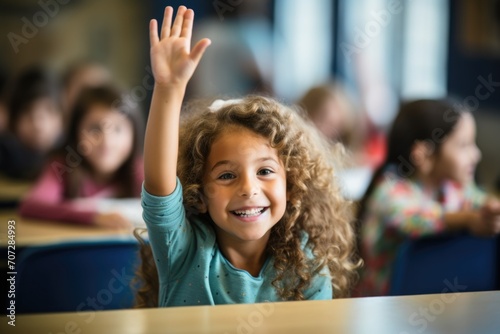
[0,212,136,247]
[0,177,32,201]
[3,291,499,334]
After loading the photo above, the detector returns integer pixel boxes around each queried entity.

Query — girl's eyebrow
[257,157,280,165]
[210,157,280,171]
[211,160,233,171]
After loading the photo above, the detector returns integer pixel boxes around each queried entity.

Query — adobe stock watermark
[47,267,135,334]
[339,0,403,63]
[399,278,467,334]
[224,302,275,334]
[7,0,72,54]
[213,0,244,21]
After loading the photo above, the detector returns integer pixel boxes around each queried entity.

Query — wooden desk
[3,291,499,334]
[0,177,32,209]
[0,212,136,247]
[0,176,32,201]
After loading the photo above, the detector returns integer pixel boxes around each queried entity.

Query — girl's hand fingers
[149,19,159,46]
[181,8,194,43]
[160,6,173,40]
[170,6,187,37]
[149,5,208,84]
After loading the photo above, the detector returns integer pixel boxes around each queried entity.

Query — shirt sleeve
[141,178,198,285]
[369,176,446,238]
[18,163,97,225]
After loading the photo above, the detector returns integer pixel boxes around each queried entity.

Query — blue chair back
[390,233,498,296]
[16,239,140,314]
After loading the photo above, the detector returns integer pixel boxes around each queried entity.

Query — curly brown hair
[134,96,361,307]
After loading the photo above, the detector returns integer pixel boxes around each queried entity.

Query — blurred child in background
[0,66,63,180]
[298,82,386,169]
[298,82,386,200]
[19,85,144,228]
[356,99,500,296]
[61,61,111,126]
[298,83,359,149]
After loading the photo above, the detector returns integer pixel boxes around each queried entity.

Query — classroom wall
[1,0,497,190]
[447,0,500,110]
[0,0,150,102]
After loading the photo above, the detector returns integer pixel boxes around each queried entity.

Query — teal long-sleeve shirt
[141,178,333,307]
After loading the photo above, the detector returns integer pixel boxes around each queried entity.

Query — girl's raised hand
[149,6,211,87]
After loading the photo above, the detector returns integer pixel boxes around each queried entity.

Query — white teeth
[233,208,264,217]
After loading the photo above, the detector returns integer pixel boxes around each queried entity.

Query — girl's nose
[471,144,481,164]
[101,127,116,148]
[238,174,259,198]
[475,145,482,163]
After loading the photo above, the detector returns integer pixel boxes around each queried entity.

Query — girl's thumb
[190,38,211,65]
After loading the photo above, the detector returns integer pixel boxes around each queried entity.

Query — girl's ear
[410,140,435,175]
[197,193,208,213]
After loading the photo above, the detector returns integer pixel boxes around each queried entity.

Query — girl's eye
[218,173,235,180]
[87,125,101,134]
[459,140,472,148]
[258,168,274,176]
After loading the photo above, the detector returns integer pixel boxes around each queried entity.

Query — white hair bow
[208,99,243,112]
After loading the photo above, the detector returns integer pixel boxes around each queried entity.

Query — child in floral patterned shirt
[355,99,500,296]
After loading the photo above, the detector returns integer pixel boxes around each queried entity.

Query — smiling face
[202,127,288,246]
[430,112,481,185]
[78,105,134,178]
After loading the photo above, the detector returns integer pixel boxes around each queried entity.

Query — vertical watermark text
[6,219,17,327]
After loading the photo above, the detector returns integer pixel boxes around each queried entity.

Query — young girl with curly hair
[136,6,360,307]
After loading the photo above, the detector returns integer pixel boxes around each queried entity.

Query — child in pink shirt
[19,85,144,228]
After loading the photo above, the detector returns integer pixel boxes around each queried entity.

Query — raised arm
[144,6,210,196]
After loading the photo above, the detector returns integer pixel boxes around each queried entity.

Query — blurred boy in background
[0,66,63,180]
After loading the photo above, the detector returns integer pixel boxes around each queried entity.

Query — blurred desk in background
[0,176,32,209]
[1,212,140,314]
[4,291,499,334]
[0,212,136,247]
